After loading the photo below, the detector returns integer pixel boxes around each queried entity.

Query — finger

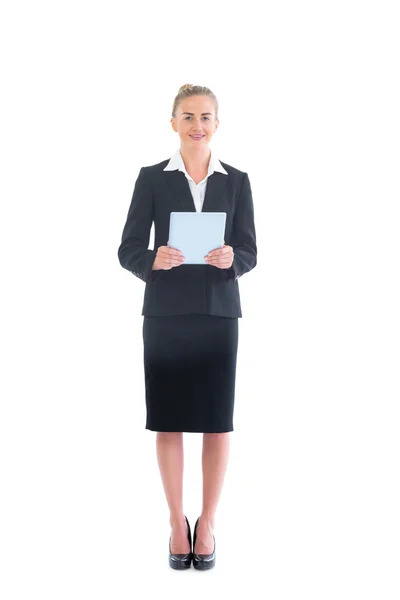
[207,260,232,268]
[164,243,183,255]
[162,248,184,257]
[163,256,183,266]
[166,247,184,255]
[207,253,232,262]
[208,246,230,257]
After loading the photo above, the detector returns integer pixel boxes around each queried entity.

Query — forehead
[178,95,215,115]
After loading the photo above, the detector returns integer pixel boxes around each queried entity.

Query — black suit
[117,158,257,317]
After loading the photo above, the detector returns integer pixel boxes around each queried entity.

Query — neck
[180,145,211,171]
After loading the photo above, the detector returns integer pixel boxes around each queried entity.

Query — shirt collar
[163,149,228,178]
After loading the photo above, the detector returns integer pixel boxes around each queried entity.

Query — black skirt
[142,314,239,433]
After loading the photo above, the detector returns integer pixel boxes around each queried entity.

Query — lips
[190,135,205,139]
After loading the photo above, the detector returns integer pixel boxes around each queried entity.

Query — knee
[156,431,183,439]
[203,432,229,439]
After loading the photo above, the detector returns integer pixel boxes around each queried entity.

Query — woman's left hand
[205,245,234,269]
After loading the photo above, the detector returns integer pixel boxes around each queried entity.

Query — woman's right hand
[152,245,185,270]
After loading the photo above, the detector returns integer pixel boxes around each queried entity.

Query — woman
[117,84,257,570]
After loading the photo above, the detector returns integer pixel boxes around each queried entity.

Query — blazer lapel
[164,170,228,213]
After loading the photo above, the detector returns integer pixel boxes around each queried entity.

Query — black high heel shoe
[192,517,216,570]
[169,515,192,569]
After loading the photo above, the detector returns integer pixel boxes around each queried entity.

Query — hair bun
[178,83,193,93]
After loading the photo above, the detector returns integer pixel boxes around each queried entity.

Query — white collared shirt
[163,149,228,212]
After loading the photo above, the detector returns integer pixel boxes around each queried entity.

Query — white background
[1,1,399,598]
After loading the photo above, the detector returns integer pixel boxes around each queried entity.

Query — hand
[152,245,185,270]
[205,245,234,269]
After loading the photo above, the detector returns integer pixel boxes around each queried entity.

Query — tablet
[168,212,227,264]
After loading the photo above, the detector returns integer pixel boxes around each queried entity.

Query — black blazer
[117,158,257,317]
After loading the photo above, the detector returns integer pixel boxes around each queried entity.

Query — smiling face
[171,95,219,151]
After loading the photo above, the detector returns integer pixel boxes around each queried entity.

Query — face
[171,95,219,150]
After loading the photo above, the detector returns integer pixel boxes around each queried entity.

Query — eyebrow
[181,112,213,116]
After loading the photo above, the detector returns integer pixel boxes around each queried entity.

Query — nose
[191,119,204,131]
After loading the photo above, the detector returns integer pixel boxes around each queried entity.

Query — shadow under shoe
[192,517,216,570]
[169,515,192,570]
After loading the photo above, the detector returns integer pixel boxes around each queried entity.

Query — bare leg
[194,432,230,554]
[156,432,190,554]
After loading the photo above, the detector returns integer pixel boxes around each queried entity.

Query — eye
[184,116,210,120]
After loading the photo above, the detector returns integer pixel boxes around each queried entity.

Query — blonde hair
[172,83,219,119]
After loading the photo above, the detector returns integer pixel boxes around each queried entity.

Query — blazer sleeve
[117,166,160,283]
[224,171,257,281]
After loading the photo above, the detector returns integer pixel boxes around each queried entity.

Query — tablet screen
[168,212,227,264]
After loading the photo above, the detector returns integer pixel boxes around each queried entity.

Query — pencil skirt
[142,314,239,433]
